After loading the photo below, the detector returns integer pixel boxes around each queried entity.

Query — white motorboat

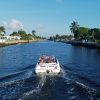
[35,55,61,74]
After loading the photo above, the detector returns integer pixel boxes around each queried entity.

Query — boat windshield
[38,55,57,63]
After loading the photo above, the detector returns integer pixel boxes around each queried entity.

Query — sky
[0,0,100,37]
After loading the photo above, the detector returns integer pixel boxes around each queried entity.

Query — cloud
[56,0,64,3]
[35,24,44,30]
[3,19,23,30]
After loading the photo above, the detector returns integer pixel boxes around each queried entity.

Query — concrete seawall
[0,40,38,47]
[61,41,100,49]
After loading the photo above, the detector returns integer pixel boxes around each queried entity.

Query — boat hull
[35,61,60,74]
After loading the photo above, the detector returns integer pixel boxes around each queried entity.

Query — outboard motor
[46,70,50,74]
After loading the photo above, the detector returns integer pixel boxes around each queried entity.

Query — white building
[0,36,21,43]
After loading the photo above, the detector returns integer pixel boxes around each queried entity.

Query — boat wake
[0,64,100,100]
[60,66,100,100]
[0,67,47,100]
[18,74,47,100]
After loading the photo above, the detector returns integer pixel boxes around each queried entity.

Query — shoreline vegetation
[0,20,100,49]
[48,21,100,49]
[0,26,46,48]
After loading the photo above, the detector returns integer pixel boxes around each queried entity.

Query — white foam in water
[19,74,46,100]
[60,67,72,83]
[24,70,33,78]
[69,95,78,100]
[0,79,22,87]
[36,74,46,90]
[76,81,96,92]
[68,87,75,94]
[21,90,37,99]
[75,81,97,99]
[0,70,32,86]
[18,99,22,100]
[60,67,66,77]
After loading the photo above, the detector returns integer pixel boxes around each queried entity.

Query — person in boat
[47,57,52,63]
[39,55,56,63]
[40,59,44,63]
[52,57,57,63]
[39,56,45,63]
[46,57,54,63]
[40,55,49,63]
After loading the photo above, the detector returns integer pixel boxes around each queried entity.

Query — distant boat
[35,55,61,74]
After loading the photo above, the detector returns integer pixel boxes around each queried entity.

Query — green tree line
[49,34,73,41]
[70,21,100,43]
[0,26,45,41]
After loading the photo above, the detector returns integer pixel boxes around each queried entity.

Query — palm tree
[0,26,5,36]
[55,34,60,41]
[32,30,36,37]
[32,30,37,40]
[70,21,79,38]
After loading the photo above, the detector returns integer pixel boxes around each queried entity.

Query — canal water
[0,41,100,100]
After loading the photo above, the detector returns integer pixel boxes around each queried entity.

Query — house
[0,36,21,43]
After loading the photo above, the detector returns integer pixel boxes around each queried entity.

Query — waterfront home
[0,36,21,43]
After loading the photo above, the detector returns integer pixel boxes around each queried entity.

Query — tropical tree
[32,30,36,37]
[27,34,33,42]
[0,26,5,36]
[94,28,100,40]
[49,34,74,41]
[18,30,28,40]
[88,28,97,41]
[55,34,60,41]
[49,36,55,41]
[70,21,79,38]
[32,30,37,40]
[78,27,88,38]
[10,31,18,36]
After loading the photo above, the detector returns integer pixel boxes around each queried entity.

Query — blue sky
[0,0,100,37]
